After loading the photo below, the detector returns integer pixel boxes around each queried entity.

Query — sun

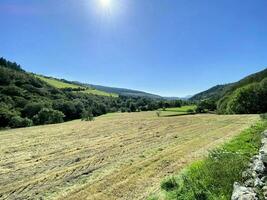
[100,0,112,8]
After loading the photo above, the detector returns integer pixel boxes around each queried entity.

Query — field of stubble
[0,112,259,200]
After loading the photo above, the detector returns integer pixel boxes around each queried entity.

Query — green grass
[154,119,267,200]
[163,105,197,112]
[36,75,82,89]
[81,89,118,97]
[158,105,197,117]
[36,75,118,97]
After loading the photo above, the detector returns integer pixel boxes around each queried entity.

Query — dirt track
[0,112,259,200]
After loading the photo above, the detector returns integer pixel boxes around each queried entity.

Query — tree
[9,116,32,128]
[81,109,94,121]
[196,99,217,113]
[226,84,262,114]
[22,102,50,118]
[33,108,65,125]
[129,103,137,112]
[0,105,18,127]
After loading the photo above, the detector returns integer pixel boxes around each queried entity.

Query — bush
[0,104,18,127]
[33,108,65,125]
[260,113,267,120]
[187,109,194,114]
[196,99,217,113]
[9,116,32,128]
[161,176,178,191]
[81,109,94,121]
[22,102,51,118]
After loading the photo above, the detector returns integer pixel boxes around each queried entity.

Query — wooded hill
[191,68,267,114]
[0,57,184,128]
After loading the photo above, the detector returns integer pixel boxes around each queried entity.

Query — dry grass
[0,112,259,200]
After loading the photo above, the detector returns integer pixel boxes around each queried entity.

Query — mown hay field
[0,112,259,200]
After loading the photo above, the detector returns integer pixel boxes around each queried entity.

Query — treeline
[217,78,267,114]
[193,68,267,114]
[0,57,184,128]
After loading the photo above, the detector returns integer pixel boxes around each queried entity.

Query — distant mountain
[190,67,267,114]
[190,68,267,101]
[190,84,232,101]
[73,82,163,99]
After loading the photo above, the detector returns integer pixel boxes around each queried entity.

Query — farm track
[0,112,259,200]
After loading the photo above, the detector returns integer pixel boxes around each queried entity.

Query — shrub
[187,109,194,113]
[161,176,178,191]
[9,116,32,128]
[22,102,51,118]
[260,113,267,120]
[81,109,94,121]
[0,104,18,127]
[33,108,65,125]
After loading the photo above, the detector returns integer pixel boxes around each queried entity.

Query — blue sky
[0,0,267,97]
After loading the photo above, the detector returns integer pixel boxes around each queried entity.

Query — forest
[0,57,185,128]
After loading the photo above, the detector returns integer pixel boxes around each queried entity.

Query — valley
[0,112,259,200]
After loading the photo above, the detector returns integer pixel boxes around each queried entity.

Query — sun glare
[100,0,112,8]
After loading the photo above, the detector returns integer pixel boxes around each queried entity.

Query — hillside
[0,57,171,129]
[191,68,267,101]
[190,84,231,101]
[35,75,118,97]
[74,82,163,99]
[191,68,267,114]
[36,75,162,99]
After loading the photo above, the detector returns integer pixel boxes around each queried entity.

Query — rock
[260,145,267,164]
[262,138,267,145]
[231,182,258,200]
[244,179,254,187]
[260,176,267,183]
[243,169,253,179]
[262,186,267,192]
[252,155,260,162]
[254,177,264,187]
[262,130,267,138]
[253,159,265,174]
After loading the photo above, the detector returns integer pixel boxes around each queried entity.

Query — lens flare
[100,0,112,8]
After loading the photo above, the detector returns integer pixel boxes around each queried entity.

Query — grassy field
[36,75,118,97]
[0,112,259,200]
[158,105,197,117]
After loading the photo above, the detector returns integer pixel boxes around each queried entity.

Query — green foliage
[161,176,179,191]
[81,109,94,121]
[33,108,65,125]
[217,78,267,114]
[260,113,267,120]
[191,68,267,114]
[0,104,18,127]
[196,99,217,113]
[9,116,32,128]
[156,121,267,200]
[0,57,188,128]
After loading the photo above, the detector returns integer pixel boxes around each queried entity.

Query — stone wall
[231,131,267,200]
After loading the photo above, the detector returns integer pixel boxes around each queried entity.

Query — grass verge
[153,119,267,200]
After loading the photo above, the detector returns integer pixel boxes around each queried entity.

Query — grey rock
[252,155,260,162]
[244,179,254,187]
[262,186,267,192]
[254,177,263,187]
[253,159,265,174]
[262,130,267,138]
[260,146,267,164]
[243,170,253,179]
[231,182,257,200]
